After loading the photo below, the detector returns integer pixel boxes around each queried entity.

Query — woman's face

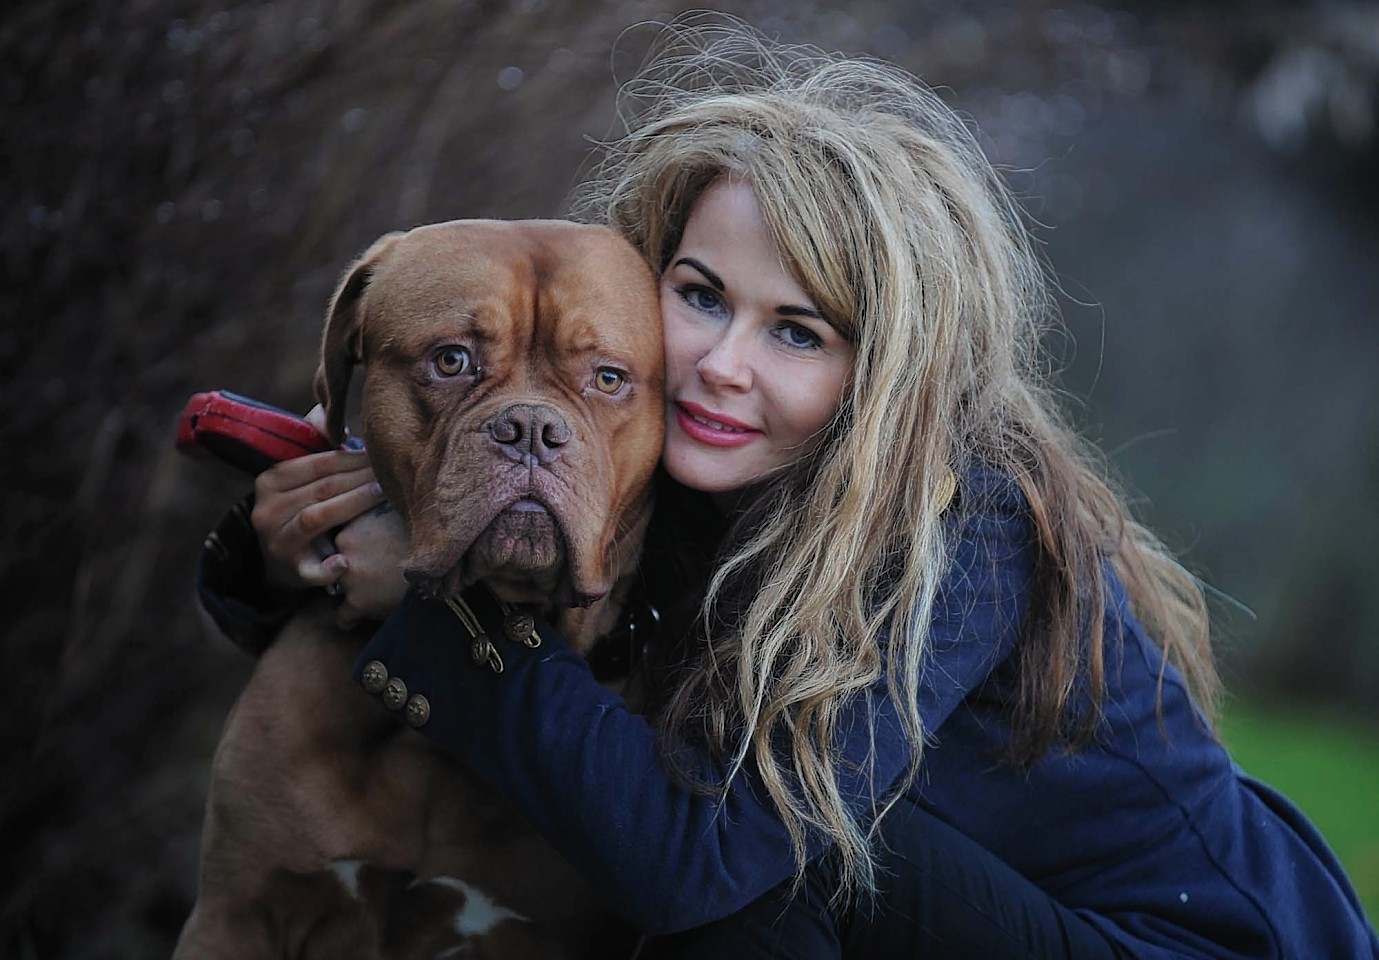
[659,180,855,495]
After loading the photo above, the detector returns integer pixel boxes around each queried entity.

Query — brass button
[404,694,431,728]
[382,676,408,710]
[361,660,388,694]
[503,611,536,644]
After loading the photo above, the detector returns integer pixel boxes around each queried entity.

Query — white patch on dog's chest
[427,875,529,935]
[327,858,529,952]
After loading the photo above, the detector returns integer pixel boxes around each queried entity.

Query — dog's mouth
[405,496,569,602]
[466,498,568,588]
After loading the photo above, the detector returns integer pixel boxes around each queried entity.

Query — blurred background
[4,0,1376,954]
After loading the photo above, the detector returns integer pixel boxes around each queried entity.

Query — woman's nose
[695,325,752,390]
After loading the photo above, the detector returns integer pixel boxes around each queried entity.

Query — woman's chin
[662,442,758,495]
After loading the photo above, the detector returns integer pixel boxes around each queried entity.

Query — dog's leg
[175,873,388,960]
[172,900,275,959]
[182,601,420,958]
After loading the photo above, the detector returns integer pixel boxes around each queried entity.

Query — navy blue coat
[348,469,1376,957]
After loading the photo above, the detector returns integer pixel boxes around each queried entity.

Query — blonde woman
[201,17,1377,958]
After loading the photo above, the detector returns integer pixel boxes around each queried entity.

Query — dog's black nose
[489,402,571,464]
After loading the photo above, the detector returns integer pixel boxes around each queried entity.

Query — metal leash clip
[444,597,505,674]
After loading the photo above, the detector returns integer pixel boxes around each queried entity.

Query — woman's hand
[250,405,385,594]
[332,502,410,629]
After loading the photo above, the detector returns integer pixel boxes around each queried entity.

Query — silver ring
[325,581,344,598]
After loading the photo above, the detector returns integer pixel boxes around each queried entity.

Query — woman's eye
[778,322,822,350]
[593,367,626,394]
[681,286,722,313]
[433,346,473,377]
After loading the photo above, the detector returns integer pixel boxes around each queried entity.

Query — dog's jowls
[175,220,664,959]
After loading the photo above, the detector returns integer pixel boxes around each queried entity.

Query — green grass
[1219,701,1379,927]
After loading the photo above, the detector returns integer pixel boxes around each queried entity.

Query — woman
[201,17,1378,958]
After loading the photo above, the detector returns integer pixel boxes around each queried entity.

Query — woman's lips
[673,401,759,448]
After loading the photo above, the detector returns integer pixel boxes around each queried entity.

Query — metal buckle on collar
[443,589,657,681]
[443,591,543,674]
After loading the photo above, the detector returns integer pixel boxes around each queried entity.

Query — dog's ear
[314,233,403,444]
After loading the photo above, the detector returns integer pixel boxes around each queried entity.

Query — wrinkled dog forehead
[362,220,662,364]
[316,218,663,446]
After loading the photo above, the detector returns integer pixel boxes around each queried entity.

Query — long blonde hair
[570,15,1218,898]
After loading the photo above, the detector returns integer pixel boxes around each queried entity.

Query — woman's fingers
[295,551,349,588]
[254,446,370,497]
[281,469,384,542]
[248,439,385,593]
[332,505,411,622]
[252,468,372,561]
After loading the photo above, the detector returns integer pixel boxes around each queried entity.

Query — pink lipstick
[674,401,758,448]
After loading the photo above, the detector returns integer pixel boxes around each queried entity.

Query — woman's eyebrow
[674,257,724,291]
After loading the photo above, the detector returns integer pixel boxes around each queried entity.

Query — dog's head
[315,220,663,624]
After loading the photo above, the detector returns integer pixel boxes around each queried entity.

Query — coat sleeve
[351,469,1032,934]
[195,494,312,656]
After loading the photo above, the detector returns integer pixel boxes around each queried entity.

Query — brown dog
[175,220,663,959]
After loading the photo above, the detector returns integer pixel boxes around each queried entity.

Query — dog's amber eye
[433,346,473,377]
[594,367,625,394]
